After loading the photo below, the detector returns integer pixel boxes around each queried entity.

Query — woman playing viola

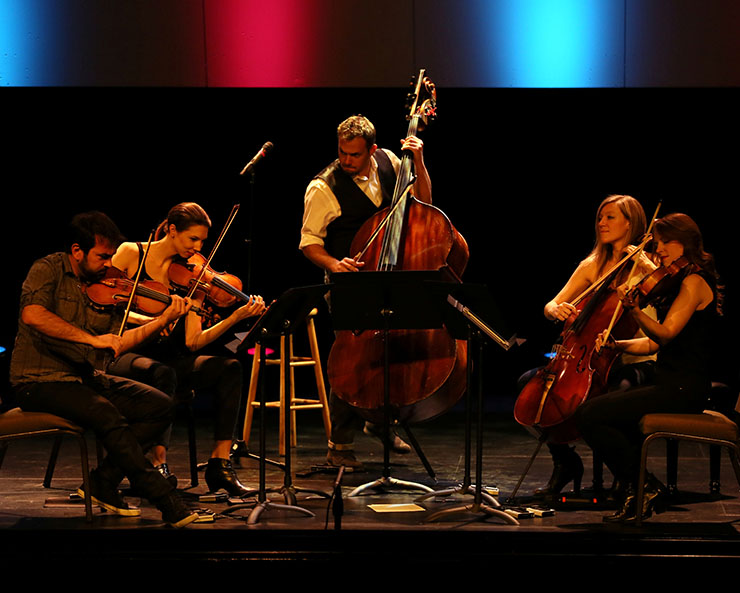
[525,194,656,496]
[575,213,722,522]
[109,202,265,497]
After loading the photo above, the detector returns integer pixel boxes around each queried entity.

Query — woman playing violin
[109,202,265,497]
[575,212,722,522]
[527,194,656,496]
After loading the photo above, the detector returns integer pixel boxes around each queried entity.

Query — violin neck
[211,274,251,304]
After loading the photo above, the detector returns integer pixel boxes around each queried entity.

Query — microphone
[239,141,273,175]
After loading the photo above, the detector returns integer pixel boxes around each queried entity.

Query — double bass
[327,70,469,424]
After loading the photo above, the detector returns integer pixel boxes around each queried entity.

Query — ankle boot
[534,445,584,497]
[204,457,254,498]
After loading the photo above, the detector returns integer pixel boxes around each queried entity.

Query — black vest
[316,149,396,259]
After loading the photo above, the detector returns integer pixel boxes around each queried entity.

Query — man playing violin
[109,202,265,497]
[9,211,198,527]
[300,114,432,469]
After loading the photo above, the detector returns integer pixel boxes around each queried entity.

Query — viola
[168,252,256,309]
[326,70,469,424]
[84,266,212,319]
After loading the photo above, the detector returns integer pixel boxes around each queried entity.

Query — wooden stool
[242,310,331,455]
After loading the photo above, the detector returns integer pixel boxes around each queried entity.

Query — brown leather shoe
[326,448,364,471]
[363,422,412,454]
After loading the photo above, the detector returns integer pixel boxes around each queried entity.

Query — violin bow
[353,180,415,262]
[117,229,155,337]
[184,203,241,301]
[599,200,662,346]
[570,232,653,308]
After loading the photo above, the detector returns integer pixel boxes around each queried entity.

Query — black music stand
[232,284,331,524]
[329,270,454,497]
[416,283,522,524]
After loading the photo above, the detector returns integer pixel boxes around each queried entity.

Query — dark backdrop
[3,88,737,406]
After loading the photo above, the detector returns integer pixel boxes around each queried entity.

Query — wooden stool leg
[307,316,332,439]
[278,335,287,457]
[242,343,262,445]
[289,335,298,449]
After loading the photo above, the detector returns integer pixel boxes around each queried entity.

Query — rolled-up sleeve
[299,179,341,250]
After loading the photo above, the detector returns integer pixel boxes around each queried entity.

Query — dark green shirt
[10,252,121,385]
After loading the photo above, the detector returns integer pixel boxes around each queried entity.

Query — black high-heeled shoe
[534,447,584,497]
[204,457,254,498]
[604,474,666,523]
[624,474,666,523]
[603,484,636,523]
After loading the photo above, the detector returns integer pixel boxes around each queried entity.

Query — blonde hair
[590,194,647,275]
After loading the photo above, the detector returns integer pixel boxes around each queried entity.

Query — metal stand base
[416,483,498,507]
[247,500,315,525]
[348,475,434,497]
[425,500,519,524]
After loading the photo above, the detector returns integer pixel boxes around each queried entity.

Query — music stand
[416,283,522,525]
[329,270,454,497]
[233,284,331,524]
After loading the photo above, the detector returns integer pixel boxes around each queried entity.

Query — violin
[625,255,694,310]
[168,252,256,309]
[84,267,212,320]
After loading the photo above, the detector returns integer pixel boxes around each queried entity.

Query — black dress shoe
[204,457,254,498]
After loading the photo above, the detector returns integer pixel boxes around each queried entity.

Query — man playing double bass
[300,114,432,469]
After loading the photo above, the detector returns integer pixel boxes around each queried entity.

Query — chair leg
[666,438,678,495]
[0,441,8,471]
[75,433,94,522]
[186,403,199,487]
[708,444,721,495]
[635,433,656,528]
[44,435,65,488]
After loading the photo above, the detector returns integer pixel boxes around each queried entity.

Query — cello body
[514,287,638,443]
[327,197,469,424]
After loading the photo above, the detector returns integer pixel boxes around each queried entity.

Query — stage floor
[2,407,740,576]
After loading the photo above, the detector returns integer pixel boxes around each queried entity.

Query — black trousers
[15,374,174,501]
[108,352,243,443]
[574,381,707,485]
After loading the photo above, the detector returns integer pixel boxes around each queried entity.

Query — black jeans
[15,374,174,501]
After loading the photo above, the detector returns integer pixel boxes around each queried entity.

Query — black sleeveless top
[134,243,189,360]
[654,271,718,395]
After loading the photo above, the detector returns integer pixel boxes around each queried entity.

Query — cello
[326,70,469,424]
[514,208,659,444]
